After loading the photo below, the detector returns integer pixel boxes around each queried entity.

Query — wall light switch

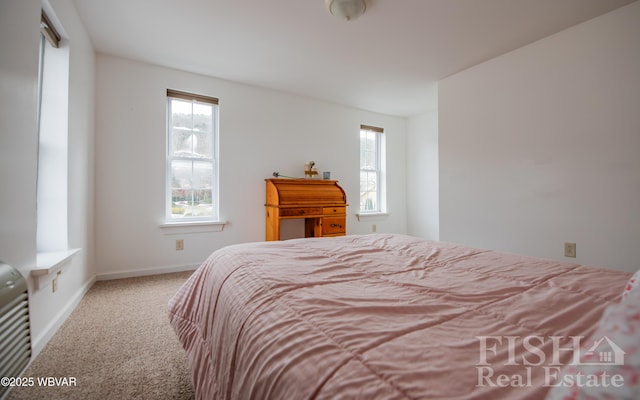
[564,242,576,258]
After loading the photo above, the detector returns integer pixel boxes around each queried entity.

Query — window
[166,89,219,222]
[37,9,69,252]
[359,124,385,213]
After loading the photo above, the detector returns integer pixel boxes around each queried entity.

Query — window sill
[160,220,227,234]
[32,248,81,290]
[355,213,389,222]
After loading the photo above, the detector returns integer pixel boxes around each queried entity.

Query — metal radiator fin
[0,263,31,400]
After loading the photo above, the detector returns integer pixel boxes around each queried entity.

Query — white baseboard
[95,264,199,281]
[31,275,96,358]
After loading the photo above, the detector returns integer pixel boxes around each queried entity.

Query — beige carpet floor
[8,271,195,400]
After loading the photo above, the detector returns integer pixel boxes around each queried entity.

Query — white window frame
[359,124,386,214]
[165,89,219,223]
[33,9,81,283]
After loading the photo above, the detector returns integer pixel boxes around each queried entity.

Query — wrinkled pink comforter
[168,234,630,399]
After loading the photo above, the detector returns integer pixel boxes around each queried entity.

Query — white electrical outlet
[564,242,576,258]
[372,224,377,232]
[52,271,61,293]
[176,239,184,251]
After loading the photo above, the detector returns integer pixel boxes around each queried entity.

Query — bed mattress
[168,234,630,399]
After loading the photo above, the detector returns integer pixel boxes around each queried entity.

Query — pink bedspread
[168,234,630,399]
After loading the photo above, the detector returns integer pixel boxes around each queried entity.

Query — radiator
[0,262,31,399]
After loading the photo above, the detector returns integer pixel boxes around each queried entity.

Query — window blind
[41,11,61,48]
[360,124,384,133]
[167,89,219,105]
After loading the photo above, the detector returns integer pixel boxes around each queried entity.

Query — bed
[168,234,635,399]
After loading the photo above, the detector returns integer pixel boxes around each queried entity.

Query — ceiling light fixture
[325,0,366,22]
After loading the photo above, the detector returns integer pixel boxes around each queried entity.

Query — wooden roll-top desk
[265,178,348,241]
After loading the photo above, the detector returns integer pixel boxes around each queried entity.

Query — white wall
[95,55,407,277]
[439,2,640,272]
[0,1,40,273]
[406,86,439,240]
[0,0,95,356]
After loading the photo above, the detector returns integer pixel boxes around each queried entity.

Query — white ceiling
[72,0,635,117]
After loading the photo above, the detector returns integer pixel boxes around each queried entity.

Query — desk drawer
[280,207,321,217]
[323,206,346,215]
[322,217,345,235]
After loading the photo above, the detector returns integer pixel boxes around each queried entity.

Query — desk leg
[266,208,280,241]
